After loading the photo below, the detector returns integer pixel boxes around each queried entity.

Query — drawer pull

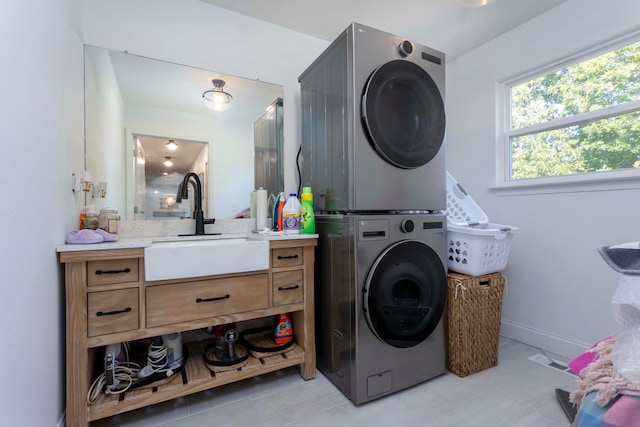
[277,254,299,260]
[196,294,230,303]
[95,268,131,275]
[96,307,132,317]
[278,284,300,291]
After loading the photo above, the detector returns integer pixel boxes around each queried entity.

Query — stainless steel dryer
[315,213,448,404]
[299,23,446,213]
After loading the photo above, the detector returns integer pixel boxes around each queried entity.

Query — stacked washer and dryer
[299,23,448,404]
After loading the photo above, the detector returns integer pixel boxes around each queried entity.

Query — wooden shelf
[89,341,305,421]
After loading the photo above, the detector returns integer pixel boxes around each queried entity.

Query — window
[504,38,640,184]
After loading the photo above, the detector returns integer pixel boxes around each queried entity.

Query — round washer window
[363,240,446,348]
[362,60,445,169]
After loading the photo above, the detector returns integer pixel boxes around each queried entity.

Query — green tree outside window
[509,40,640,180]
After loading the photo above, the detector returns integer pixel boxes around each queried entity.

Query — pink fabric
[569,336,613,378]
[570,336,640,407]
[603,395,640,426]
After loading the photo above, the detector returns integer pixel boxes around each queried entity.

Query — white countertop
[56,231,318,253]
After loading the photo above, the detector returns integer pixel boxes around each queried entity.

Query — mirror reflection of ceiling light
[202,79,233,111]
[165,140,179,150]
[456,0,494,7]
[163,157,174,167]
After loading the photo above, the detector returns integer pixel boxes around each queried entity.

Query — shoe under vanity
[58,233,317,427]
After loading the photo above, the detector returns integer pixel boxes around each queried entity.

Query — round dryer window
[363,240,446,348]
[362,60,445,169]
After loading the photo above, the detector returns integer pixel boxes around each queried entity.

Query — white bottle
[163,332,184,370]
[282,193,301,234]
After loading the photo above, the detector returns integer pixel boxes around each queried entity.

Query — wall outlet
[231,202,238,211]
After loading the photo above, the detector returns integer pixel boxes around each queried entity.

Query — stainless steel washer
[299,23,446,212]
[315,213,448,404]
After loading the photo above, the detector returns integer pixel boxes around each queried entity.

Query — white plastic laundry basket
[446,172,519,276]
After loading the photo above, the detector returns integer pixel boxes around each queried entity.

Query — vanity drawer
[87,288,139,337]
[87,259,139,287]
[272,247,303,268]
[146,274,269,327]
[272,270,304,306]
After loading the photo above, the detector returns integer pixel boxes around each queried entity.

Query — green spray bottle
[300,187,315,234]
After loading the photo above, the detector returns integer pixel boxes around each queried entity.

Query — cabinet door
[146,274,269,327]
[87,288,139,336]
[87,259,139,287]
[272,247,303,268]
[272,270,304,306]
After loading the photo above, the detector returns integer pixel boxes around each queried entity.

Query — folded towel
[568,336,612,378]
[95,228,119,242]
[66,229,104,244]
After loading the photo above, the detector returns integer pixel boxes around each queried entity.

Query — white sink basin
[144,238,269,281]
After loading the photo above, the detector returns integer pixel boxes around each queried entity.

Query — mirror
[84,45,284,220]
[134,135,209,220]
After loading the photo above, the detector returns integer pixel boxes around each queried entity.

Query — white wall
[0,0,84,425]
[446,0,640,357]
[83,0,329,197]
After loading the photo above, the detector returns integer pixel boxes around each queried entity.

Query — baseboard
[501,319,590,358]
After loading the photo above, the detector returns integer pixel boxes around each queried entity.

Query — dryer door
[361,60,445,169]
[363,240,446,348]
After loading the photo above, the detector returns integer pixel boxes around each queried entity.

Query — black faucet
[176,172,217,235]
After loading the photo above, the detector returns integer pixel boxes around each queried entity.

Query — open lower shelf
[88,341,305,422]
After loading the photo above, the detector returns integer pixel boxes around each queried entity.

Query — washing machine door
[363,240,446,348]
[362,60,445,169]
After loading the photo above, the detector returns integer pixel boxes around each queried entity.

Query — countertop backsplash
[117,218,257,238]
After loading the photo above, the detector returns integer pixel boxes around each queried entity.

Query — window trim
[496,32,640,194]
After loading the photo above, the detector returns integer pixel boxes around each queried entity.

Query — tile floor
[92,337,578,427]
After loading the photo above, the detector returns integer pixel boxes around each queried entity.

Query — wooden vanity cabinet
[59,238,316,426]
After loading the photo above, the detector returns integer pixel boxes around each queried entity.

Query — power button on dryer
[400,219,414,233]
[399,40,413,57]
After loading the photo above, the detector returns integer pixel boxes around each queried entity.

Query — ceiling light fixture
[202,79,233,111]
[165,140,179,150]
[456,0,494,7]
[163,157,174,167]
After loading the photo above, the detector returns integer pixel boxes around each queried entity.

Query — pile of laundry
[569,335,640,425]
[567,242,640,427]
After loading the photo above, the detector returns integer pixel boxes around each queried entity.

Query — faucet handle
[203,218,216,225]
